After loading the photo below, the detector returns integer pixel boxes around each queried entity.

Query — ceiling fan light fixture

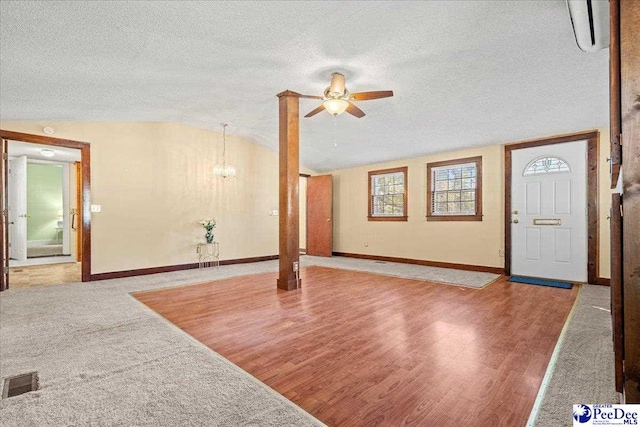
[323,98,349,116]
[41,149,55,157]
[329,72,346,96]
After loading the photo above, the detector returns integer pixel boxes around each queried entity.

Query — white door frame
[8,156,28,261]
[505,131,600,285]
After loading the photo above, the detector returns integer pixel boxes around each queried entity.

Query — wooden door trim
[609,0,622,188]
[1,138,8,291]
[0,130,92,284]
[611,193,624,392]
[75,162,83,261]
[504,130,599,284]
[619,0,640,402]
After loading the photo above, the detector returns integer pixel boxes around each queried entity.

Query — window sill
[426,215,482,222]
[368,216,408,222]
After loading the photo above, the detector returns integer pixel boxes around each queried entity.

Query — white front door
[511,140,588,282]
[8,155,28,262]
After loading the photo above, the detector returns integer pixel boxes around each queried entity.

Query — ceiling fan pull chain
[333,115,338,148]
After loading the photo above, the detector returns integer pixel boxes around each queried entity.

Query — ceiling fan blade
[346,102,366,118]
[298,94,324,100]
[350,90,394,101]
[304,104,326,117]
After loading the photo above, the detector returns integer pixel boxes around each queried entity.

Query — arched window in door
[523,156,571,176]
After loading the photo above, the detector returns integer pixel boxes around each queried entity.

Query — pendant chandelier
[213,123,236,178]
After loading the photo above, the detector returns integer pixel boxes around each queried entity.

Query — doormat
[509,276,573,289]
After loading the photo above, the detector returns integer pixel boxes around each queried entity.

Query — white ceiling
[8,140,81,163]
[0,1,609,172]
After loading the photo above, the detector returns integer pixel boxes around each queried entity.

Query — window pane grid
[431,162,477,216]
[371,171,405,217]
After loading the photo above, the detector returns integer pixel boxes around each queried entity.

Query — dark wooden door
[611,193,624,392]
[620,0,640,402]
[306,175,333,257]
[1,138,8,291]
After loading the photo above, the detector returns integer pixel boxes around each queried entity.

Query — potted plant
[200,219,216,244]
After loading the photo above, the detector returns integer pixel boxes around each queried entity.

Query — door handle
[326,218,331,222]
[71,209,78,231]
[511,219,519,224]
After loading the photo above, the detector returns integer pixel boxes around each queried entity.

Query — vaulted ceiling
[0,1,609,171]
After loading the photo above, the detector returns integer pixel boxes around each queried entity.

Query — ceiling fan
[300,72,393,118]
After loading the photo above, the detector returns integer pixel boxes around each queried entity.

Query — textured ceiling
[0,1,609,172]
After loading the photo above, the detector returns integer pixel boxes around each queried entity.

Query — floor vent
[374,261,387,264]
[2,372,38,398]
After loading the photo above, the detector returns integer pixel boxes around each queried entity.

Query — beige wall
[1,121,283,274]
[329,128,612,279]
[329,144,505,268]
[2,121,610,279]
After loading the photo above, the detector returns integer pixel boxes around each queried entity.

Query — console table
[196,242,219,268]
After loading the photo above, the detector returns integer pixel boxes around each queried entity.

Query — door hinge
[620,203,623,217]
[1,209,7,218]
[2,153,7,160]
[3,266,8,275]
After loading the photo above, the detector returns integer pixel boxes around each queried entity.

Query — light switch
[91,204,101,213]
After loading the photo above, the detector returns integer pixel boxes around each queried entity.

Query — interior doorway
[1,130,91,291]
[306,174,333,257]
[299,175,307,254]
[7,141,81,286]
[8,143,80,264]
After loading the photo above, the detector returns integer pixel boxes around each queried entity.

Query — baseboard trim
[332,252,504,275]
[594,277,611,286]
[90,255,279,281]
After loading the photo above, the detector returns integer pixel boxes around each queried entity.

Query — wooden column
[276,90,301,291]
[620,0,640,403]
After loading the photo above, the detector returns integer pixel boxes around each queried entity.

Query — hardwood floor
[8,262,81,288]
[134,266,578,426]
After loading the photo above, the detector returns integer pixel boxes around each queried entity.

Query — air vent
[2,372,39,398]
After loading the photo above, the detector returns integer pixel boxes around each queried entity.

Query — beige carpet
[533,285,619,426]
[303,255,500,288]
[0,256,616,426]
[0,260,324,427]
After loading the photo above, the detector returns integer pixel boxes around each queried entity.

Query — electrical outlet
[364,241,369,247]
[293,261,299,272]
[90,204,101,213]
[498,249,504,257]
